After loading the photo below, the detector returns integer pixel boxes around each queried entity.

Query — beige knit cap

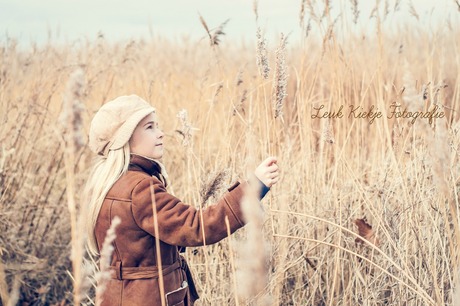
[89,95,156,156]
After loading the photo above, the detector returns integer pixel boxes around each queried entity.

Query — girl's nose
[158,129,164,139]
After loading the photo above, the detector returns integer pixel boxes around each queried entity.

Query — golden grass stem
[225,216,239,306]
[0,259,9,305]
[273,234,435,305]
[150,183,166,306]
[270,209,436,305]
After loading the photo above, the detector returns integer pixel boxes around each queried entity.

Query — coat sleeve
[131,177,248,247]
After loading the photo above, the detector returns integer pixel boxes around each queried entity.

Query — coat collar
[129,154,162,177]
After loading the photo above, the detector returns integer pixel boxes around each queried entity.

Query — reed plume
[272,33,288,119]
[59,68,87,305]
[233,89,247,116]
[199,14,229,46]
[175,109,195,147]
[256,28,270,79]
[59,68,86,151]
[322,119,335,144]
[394,0,401,12]
[402,60,422,110]
[200,169,230,205]
[299,0,306,26]
[409,1,420,21]
[95,216,121,306]
[351,0,359,24]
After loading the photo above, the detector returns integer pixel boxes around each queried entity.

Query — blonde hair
[84,143,131,255]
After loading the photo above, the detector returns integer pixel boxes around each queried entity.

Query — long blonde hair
[84,143,131,255]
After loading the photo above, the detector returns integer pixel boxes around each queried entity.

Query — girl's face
[129,113,164,159]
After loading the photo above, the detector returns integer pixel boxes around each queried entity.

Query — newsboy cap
[89,95,156,156]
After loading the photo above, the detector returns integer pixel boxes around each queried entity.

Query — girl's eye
[146,123,159,130]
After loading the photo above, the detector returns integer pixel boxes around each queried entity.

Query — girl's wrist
[248,174,270,200]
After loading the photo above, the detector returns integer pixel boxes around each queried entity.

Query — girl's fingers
[254,157,280,187]
[262,156,278,166]
[263,173,280,186]
[269,176,280,186]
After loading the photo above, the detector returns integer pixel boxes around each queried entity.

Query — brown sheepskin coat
[95,155,247,306]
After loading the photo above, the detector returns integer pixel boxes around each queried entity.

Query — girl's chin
[152,153,164,160]
[141,153,163,160]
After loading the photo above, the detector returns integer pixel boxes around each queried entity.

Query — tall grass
[0,1,459,305]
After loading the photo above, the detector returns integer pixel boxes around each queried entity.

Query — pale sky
[0,0,458,46]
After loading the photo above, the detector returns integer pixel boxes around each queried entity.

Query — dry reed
[272,33,288,119]
[200,169,230,205]
[236,122,271,305]
[0,260,9,305]
[237,190,270,304]
[176,109,194,147]
[150,183,166,306]
[253,0,258,22]
[0,2,459,304]
[351,0,359,24]
[59,68,88,306]
[95,216,121,306]
[256,28,270,79]
[198,15,229,46]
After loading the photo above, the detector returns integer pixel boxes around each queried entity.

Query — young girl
[85,95,279,306]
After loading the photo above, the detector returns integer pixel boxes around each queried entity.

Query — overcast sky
[0,0,458,46]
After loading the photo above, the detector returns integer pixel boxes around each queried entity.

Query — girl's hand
[254,157,279,188]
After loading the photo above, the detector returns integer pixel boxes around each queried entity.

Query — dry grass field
[1,1,460,305]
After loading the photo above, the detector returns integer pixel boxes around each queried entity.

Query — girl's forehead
[140,112,157,123]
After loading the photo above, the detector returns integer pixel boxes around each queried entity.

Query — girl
[85,95,279,306]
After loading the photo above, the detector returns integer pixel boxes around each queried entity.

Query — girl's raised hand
[254,157,279,188]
